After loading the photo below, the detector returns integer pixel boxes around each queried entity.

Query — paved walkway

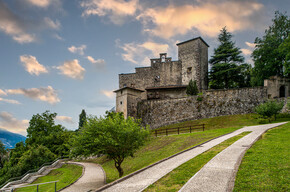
[61,162,105,192]
[96,122,286,192]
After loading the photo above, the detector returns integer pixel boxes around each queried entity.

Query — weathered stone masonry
[137,87,268,129]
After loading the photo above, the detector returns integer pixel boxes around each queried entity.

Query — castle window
[123,83,127,87]
[155,75,160,82]
[187,67,192,73]
[120,101,123,105]
[161,55,165,62]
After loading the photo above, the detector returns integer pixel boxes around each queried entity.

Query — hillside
[0,128,26,148]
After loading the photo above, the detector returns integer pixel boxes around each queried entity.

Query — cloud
[0,98,21,104]
[24,0,61,8]
[118,40,169,65]
[0,1,36,43]
[20,55,48,76]
[68,45,87,55]
[57,59,85,79]
[0,111,29,135]
[80,0,138,24]
[87,56,106,68]
[55,116,74,124]
[241,48,252,56]
[53,34,64,41]
[6,86,60,104]
[101,90,114,98]
[0,89,7,96]
[245,42,256,48]
[137,0,264,39]
[44,17,61,30]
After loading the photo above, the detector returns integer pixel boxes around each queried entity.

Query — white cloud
[68,45,87,55]
[80,0,138,24]
[44,17,61,30]
[101,90,114,98]
[20,55,48,76]
[87,56,106,68]
[137,1,264,39]
[53,34,64,41]
[0,89,7,96]
[241,48,252,56]
[55,116,74,124]
[0,1,36,43]
[57,59,85,80]
[118,40,169,65]
[6,86,60,104]
[24,0,61,8]
[0,112,29,135]
[0,98,21,104]
[245,42,256,48]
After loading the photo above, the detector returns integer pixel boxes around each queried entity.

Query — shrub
[255,100,284,121]
[197,92,203,101]
[186,80,198,96]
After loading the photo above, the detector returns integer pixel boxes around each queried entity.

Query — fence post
[166,129,168,136]
[55,181,57,192]
[37,185,39,192]
[203,124,204,131]
[155,130,157,137]
[190,126,191,133]
[178,128,179,135]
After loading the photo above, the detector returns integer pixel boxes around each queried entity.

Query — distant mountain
[0,128,26,149]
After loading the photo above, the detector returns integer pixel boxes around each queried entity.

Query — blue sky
[0,0,289,135]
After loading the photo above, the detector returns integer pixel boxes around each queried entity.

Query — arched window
[279,85,285,98]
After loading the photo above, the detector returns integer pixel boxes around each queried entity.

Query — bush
[197,92,203,101]
[186,80,198,96]
[255,100,284,121]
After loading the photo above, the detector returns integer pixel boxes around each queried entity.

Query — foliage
[26,111,71,156]
[15,164,82,192]
[71,112,150,177]
[145,132,250,192]
[234,123,290,191]
[251,11,290,86]
[209,27,251,89]
[255,100,284,121]
[0,140,7,169]
[78,109,87,130]
[186,80,198,95]
[196,92,203,101]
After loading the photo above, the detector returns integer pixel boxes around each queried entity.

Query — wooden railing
[152,124,205,137]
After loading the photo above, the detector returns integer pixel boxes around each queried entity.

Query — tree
[186,80,199,95]
[78,109,87,130]
[255,100,284,121]
[0,141,7,168]
[251,11,290,86]
[278,35,290,76]
[71,112,149,177]
[26,111,70,156]
[209,27,251,89]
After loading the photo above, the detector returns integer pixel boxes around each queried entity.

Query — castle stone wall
[137,87,267,129]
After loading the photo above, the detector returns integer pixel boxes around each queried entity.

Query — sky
[0,0,289,135]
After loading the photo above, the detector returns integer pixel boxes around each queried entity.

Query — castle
[114,37,290,128]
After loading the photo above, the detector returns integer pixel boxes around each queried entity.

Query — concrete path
[96,122,286,192]
[179,122,286,192]
[61,162,105,192]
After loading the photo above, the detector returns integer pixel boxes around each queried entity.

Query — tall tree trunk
[114,158,124,177]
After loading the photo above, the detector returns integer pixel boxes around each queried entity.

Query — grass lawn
[233,122,290,192]
[144,132,251,192]
[86,113,290,184]
[15,164,82,192]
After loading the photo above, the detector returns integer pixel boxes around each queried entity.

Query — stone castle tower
[114,37,209,118]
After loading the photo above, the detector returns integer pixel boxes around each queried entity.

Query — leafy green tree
[278,35,290,76]
[26,111,70,156]
[0,140,7,168]
[251,11,290,86]
[78,109,87,130]
[186,79,199,95]
[255,100,284,121]
[71,112,149,177]
[209,27,251,89]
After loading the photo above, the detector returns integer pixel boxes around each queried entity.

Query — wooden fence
[152,124,205,137]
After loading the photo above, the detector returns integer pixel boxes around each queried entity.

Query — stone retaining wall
[137,87,268,129]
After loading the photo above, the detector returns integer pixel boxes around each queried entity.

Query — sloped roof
[176,36,209,47]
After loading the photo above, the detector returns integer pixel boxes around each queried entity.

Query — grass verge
[86,127,240,183]
[15,164,82,192]
[144,131,251,192]
[233,122,290,192]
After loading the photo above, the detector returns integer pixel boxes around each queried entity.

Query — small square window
[187,67,192,73]
[120,101,123,105]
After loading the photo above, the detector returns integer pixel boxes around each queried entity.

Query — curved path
[95,122,286,192]
[61,162,105,192]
